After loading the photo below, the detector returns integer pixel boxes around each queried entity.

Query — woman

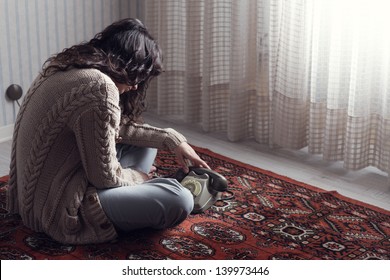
[6,18,209,245]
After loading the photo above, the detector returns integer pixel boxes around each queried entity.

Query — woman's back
[8,68,119,244]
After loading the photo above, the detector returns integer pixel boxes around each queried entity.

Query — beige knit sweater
[6,68,187,244]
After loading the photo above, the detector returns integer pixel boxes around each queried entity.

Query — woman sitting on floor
[6,18,210,245]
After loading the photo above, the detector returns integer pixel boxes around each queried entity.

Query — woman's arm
[73,106,147,188]
[118,121,187,151]
[119,120,209,172]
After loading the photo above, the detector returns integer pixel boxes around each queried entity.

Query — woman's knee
[151,178,194,228]
[116,145,157,173]
[97,178,194,231]
[170,179,194,216]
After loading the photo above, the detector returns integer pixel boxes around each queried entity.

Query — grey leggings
[97,144,194,232]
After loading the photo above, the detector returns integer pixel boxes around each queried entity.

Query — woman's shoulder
[66,68,118,97]
[67,68,115,86]
[50,68,119,108]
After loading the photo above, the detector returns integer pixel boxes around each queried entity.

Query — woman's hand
[174,142,211,173]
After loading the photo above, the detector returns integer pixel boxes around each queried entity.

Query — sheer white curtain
[144,0,390,175]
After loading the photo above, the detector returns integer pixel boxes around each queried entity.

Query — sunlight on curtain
[307,0,390,172]
[144,0,390,174]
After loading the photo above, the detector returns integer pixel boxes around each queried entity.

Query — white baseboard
[0,124,14,143]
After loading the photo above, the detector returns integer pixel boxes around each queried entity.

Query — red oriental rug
[0,146,389,260]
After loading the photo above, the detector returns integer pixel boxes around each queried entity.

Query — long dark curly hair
[42,18,163,122]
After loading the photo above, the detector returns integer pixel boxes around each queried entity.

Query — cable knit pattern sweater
[6,68,187,244]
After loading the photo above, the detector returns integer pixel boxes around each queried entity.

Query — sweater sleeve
[73,106,146,188]
[118,120,187,151]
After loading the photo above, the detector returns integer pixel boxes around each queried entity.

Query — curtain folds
[144,0,390,175]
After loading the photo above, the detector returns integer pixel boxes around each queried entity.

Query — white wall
[0,0,142,141]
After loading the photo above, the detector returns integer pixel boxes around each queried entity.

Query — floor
[1,113,390,211]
